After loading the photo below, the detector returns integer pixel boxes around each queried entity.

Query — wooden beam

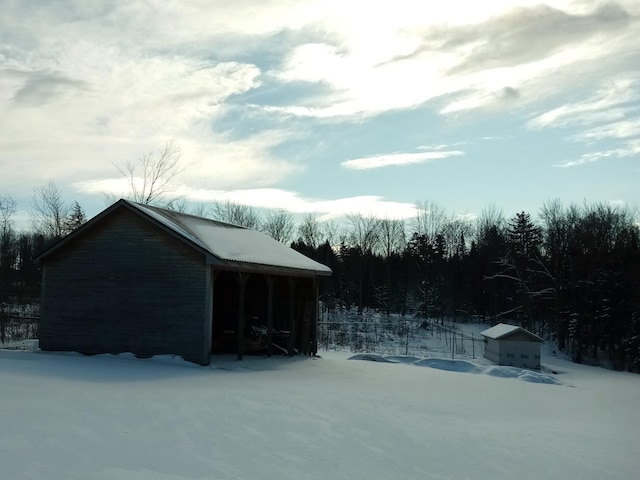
[265,275,274,357]
[201,266,214,365]
[287,277,296,356]
[299,280,311,355]
[236,272,249,360]
[311,278,319,356]
[208,268,222,357]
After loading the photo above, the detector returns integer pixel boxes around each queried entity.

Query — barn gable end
[39,207,210,364]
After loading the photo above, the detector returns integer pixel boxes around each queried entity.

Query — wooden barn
[481,323,543,369]
[35,199,332,365]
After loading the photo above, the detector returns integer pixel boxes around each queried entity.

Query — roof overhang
[35,199,333,279]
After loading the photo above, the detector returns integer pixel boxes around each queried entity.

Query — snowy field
[1,339,639,480]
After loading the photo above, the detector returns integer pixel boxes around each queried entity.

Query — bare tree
[297,213,322,247]
[0,195,18,299]
[262,208,295,244]
[377,217,406,315]
[321,219,341,248]
[30,180,69,239]
[412,199,448,242]
[211,200,261,229]
[115,139,183,205]
[346,213,380,253]
[442,215,473,258]
[475,204,506,247]
[190,203,208,218]
[0,195,17,238]
[377,217,406,257]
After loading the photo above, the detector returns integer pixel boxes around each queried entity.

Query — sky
[1,0,639,229]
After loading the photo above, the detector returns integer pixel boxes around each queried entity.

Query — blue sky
[1,0,639,229]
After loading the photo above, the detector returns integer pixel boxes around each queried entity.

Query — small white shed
[481,323,543,369]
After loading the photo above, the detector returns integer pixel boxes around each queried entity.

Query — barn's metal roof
[132,201,331,276]
[36,199,332,277]
[480,323,543,342]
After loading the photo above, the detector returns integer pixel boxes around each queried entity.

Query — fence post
[451,331,455,359]
[404,321,408,356]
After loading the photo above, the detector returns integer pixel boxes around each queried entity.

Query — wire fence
[0,307,486,361]
[317,312,485,360]
[0,315,39,345]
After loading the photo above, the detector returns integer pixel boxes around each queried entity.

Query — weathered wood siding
[39,208,210,364]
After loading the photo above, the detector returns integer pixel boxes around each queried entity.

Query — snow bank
[350,353,559,383]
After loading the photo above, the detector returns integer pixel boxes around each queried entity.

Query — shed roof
[36,199,332,277]
[480,323,543,342]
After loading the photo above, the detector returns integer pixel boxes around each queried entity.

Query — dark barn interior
[212,270,318,357]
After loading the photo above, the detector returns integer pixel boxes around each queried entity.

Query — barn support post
[265,275,274,357]
[311,278,319,355]
[38,263,48,349]
[299,279,313,355]
[287,277,296,356]
[237,272,249,360]
[200,266,215,365]
[207,268,221,357]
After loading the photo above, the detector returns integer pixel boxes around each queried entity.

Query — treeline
[2,187,639,371]
[1,186,87,304]
[293,201,640,372]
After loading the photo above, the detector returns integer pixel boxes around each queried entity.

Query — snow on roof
[131,201,331,276]
[480,323,542,341]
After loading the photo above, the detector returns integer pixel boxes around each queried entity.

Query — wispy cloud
[530,74,640,167]
[573,118,640,142]
[527,76,640,130]
[341,150,463,170]
[553,139,640,167]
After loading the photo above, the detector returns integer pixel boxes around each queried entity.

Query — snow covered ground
[1,338,639,480]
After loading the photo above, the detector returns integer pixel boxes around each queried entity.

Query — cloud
[341,150,463,170]
[439,4,631,76]
[0,21,281,189]
[8,69,87,106]
[2,0,639,219]
[527,76,640,129]
[265,2,639,119]
[70,129,303,201]
[178,130,303,189]
[553,139,640,167]
[75,182,420,221]
[573,118,640,142]
[531,75,640,167]
[439,86,521,114]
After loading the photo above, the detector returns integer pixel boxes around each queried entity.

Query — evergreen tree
[63,201,87,234]
[507,211,542,258]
